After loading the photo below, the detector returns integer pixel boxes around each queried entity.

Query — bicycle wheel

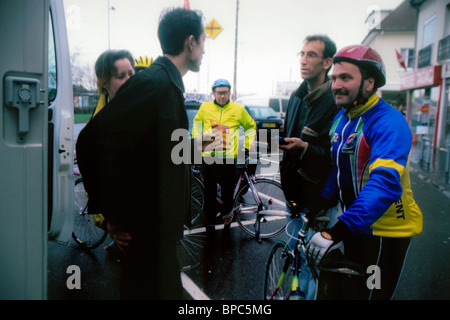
[263,241,294,300]
[72,178,107,249]
[234,177,287,238]
[177,176,206,272]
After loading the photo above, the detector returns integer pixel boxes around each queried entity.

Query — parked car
[244,105,284,150]
[236,95,290,119]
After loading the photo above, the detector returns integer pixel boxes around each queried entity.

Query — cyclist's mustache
[333,89,349,96]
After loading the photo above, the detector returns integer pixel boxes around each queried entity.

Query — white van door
[47,0,75,244]
[0,0,73,299]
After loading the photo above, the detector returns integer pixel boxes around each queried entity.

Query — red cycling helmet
[333,45,386,88]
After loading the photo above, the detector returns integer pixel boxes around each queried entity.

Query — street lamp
[107,0,115,49]
[233,0,239,99]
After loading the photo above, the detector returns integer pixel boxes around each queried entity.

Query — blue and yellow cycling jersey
[192,101,256,159]
[322,94,423,237]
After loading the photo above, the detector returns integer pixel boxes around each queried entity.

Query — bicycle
[72,177,108,249]
[194,153,288,243]
[262,205,364,300]
[176,166,207,272]
[262,205,320,300]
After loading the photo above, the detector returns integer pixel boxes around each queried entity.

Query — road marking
[181,272,211,300]
[259,154,282,165]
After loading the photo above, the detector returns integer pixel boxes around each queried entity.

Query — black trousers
[202,161,239,226]
[345,235,411,300]
[119,239,183,300]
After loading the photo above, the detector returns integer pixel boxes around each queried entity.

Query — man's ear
[364,76,375,93]
[323,57,333,71]
[186,35,195,51]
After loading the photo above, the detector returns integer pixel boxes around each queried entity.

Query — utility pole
[107,0,110,49]
[233,0,239,100]
[107,0,115,49]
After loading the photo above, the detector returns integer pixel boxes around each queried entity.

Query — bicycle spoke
[235,178,287,238]
[263,242,293,300]
[72,178,107,249]
[177,174,206,272]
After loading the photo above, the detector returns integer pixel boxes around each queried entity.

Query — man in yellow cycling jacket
[192,79,256,236]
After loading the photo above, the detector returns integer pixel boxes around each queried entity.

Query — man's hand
[199,133,215,152]
[107,222,132,251]
[305,231,343,266]
[279,137,308,152]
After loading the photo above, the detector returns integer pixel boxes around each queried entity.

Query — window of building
[400,48,415,69]
[422,15,436,48]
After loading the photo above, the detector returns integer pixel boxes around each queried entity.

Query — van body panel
[0,0,73,299]
[0,0,49,299]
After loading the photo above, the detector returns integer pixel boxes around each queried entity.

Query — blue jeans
[285,205,341,300]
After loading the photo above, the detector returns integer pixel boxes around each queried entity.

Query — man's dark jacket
[280,80,340,212]
[76,56,190,299]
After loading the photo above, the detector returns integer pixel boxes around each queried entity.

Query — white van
[235,95,290,119]
[0,0,74,299]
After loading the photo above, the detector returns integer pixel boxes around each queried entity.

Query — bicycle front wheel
[263,241,294,300]
[72,178,108,249]
[177,176,206,272]
[234,178,287,238]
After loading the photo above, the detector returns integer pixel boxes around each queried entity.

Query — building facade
[401,0,450,180]
[362,1,417,110]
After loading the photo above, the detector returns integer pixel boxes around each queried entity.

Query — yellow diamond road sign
[205,18,223,39]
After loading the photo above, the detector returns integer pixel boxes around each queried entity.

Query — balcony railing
[438,35,450,63]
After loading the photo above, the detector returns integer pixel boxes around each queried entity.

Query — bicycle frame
[234,169,275,241]
[194,161,287,242]
[264,211,321,300]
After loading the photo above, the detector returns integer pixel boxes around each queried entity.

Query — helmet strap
[344,68,369,114]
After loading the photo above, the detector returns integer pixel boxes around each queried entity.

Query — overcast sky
[63,0,404,96]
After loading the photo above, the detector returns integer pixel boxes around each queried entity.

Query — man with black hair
[76,7,206,299]
[279,34,340,299]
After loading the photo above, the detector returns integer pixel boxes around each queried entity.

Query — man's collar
[304,80,331,104]
[347,93,379,118]
[153,56,185,93]
[214,100,230,107]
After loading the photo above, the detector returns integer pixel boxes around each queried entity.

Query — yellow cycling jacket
[192,101,256,159]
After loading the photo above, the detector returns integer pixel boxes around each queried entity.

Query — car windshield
[247,106,277,118]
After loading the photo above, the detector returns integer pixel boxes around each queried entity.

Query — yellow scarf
[92,94,107,118]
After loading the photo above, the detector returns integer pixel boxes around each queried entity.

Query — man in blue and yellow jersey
[306,45,423,300]
[192,79,256,236]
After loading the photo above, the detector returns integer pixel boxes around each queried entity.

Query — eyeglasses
[215,90,230,96]
[298,51,323,60]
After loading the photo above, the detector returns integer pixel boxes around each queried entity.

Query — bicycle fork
[288,253,305,300]
[288,213,320,300]
[243,172,269,244]
[267,249,293,300]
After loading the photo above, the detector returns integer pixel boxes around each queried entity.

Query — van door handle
[4,76,43,141]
